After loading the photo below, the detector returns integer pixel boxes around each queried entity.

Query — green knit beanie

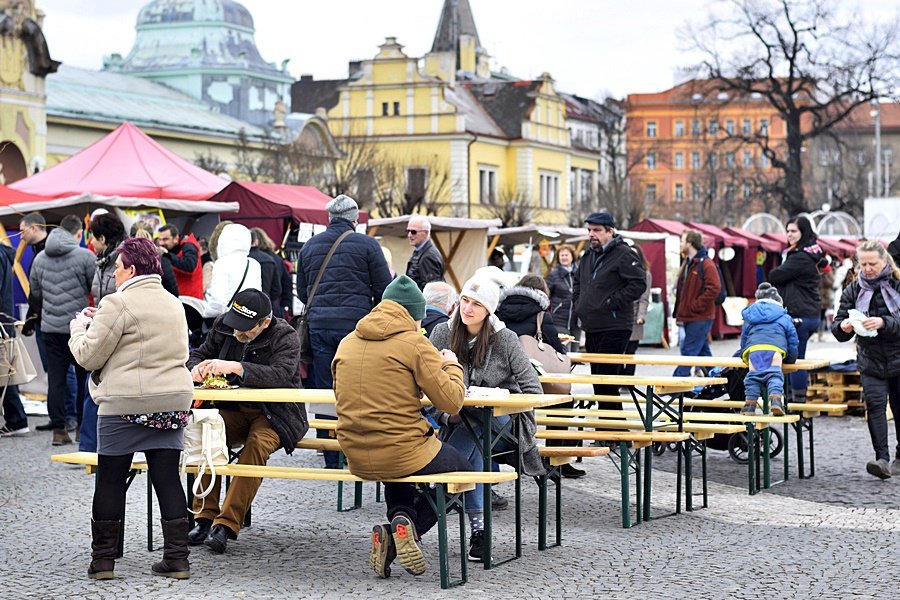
[383,275,426,321]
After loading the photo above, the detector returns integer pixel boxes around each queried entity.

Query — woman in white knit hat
[428,272,543,563]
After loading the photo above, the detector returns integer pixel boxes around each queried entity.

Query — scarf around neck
[857,265,900,318]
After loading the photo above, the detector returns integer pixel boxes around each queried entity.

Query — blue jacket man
[296,195,392,467]
[739,283,799,416]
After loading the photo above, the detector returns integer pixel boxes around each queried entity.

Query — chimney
[348,61,362,78]
[300,74,313,82]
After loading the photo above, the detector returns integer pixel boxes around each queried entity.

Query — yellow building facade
[292,0,599,223]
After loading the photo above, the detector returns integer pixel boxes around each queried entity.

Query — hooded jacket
[496,285,566,354]
[203,224,262,318]
[297,218,392,331]
[674,249,722,322]
[572,235,647,333]
[332,300,465,479]
[739,300,799,365]
[832,279,900,379]
[29,228,97,334]
[187,314,308,453]
[767,243,823,318]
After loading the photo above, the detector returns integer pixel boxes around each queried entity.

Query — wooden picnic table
[193,386,570,569]
[567,353,830,373]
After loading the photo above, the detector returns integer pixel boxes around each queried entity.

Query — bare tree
[232,129,276,182]
[683,0,900,215]
[193,150,229,177]
[484,186,541,228]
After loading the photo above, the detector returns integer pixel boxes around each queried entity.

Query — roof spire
[430,0,481,57]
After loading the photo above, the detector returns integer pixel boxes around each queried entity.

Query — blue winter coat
[296,218,392,331]
[739,299,799,364]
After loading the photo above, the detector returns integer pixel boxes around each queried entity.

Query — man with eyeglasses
[405,216,445,290]
[186,288,308,555]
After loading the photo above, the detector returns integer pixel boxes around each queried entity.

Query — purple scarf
[857,265,900,318]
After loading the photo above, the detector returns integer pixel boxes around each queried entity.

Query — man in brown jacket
[332,275,470,580]
[673,228,722,376]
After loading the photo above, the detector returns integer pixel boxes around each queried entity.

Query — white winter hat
[460,275,501,314]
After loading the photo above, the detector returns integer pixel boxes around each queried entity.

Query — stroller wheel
[652,442,667,456]
[728,428,784,464]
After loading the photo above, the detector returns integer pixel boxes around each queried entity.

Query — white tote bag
[0,324,37,386]
[180,408,229,512]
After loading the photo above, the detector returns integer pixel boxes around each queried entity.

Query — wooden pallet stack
[806,370,864,415]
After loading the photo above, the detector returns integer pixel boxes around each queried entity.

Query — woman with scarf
[429,271,544,562]
[546,244,579,351]
[767,216,824,404]
[833,240,900,479]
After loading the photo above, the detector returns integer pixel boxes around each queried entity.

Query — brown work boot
[52,428,73,446]
[151,517,191,579]
[87,519,120,580]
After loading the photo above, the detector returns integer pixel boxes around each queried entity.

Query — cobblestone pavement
[2,335,898,599]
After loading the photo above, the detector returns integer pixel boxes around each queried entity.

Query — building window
[725,183,735,201]
[760,152,770,168]
[759,119,769,136]
[674,152,684,169]
[406,168,427,203]
[743,150,753,168]
[478,165,497,204]
[726,152,735,168]
[645,183,657,202]
[742,119,752,135]
[857,149,867,166]
[393,102,401,116]
[708,120,718,135]
[647,121,657,137]
[692,182,701,201]
[674,183,684,202]
[743,182,752,200]
[646,151,657,169]
[726,119,735,135]
[539,170,560,209]
[691,119,701,137]
[675,121,684,137]
[708,152,717,168]
[691,151,701,170]
[381,102,389,116]
[580,169,594,204]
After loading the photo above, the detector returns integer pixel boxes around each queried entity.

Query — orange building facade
[626,80,787,225]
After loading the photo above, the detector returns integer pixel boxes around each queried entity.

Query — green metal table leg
[642,444,653,522]
[676,439,683,513]
[537,473,548,551]
[809,417,816,477]
[795,419,805,478]
[435,484,450,589]
[635,446,643,526]
[763,425,771,489]
[747,424,757,495]
[701,440,709,508]
[620,442,631,528]
[683,439,692,513]
[555,469,562,546]
[481,409,493,570]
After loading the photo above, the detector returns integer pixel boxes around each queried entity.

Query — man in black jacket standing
[186,289,308,554]
[405,216,445,290]
[573,212,647,409]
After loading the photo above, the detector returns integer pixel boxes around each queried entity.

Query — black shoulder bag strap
[226,259,251,308]
[305,230,353,312]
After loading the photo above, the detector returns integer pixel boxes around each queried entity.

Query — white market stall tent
[368,215,502,290]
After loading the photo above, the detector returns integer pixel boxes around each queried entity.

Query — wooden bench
[51,451,514,589]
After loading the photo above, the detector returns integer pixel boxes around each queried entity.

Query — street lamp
[871,100,882,197]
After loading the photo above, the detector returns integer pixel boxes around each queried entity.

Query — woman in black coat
[496,274,585,477]
[767,215,823,403]
[545,244,579,351]
[833,240,900,479]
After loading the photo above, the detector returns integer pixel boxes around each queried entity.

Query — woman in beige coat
[69,237,194,581]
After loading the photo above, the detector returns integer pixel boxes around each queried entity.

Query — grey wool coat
[429,322,546,477]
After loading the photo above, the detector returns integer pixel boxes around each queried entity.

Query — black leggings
[93,449,187,522]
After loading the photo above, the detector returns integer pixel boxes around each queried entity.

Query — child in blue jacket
[739,283,800,415]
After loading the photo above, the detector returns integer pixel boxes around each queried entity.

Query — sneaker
[370,523,396,578]
[740,401,758,416]
[866,459,892,480]
[769,395,785,416]
[560,463,586,479]
[490,489,508,511]
[467,530,484,562]
[0,426,30,437]
[66,417,78,433]
[390,514,425,576]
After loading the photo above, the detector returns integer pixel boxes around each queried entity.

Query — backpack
[697,256,728,305]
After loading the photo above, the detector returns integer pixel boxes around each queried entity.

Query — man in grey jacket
[29,215,96,445]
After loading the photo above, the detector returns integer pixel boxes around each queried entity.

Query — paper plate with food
[197,374,238,389]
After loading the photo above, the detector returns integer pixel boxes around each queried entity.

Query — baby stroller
[655,366,783,464]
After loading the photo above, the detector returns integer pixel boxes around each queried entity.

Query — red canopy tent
[762,233,856,259]
[6,122,234,220]
[208,181,368,245]
[0,185,51,205]
[724,226,785,293]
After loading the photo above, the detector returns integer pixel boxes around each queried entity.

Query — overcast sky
[36,0,898,100]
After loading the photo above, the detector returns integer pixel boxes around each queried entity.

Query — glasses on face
[406,229,421,236]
